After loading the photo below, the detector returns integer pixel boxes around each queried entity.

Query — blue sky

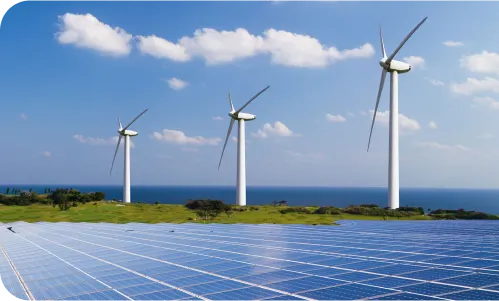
[1,1,499,188]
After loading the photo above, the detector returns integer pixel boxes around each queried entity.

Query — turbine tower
[110,109,148,204]
[218,86,270,206]
[367,17,427,210]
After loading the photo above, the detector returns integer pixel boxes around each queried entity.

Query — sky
[1,1,499,188]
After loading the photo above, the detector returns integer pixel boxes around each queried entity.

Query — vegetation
[428,208,499,220]
[0,188,105,210]
[0,198,497,224]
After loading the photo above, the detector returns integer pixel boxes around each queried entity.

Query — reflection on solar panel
[2,220,499,300]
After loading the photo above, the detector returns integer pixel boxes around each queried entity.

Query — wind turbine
[218,86,270,206]
[367,17,427,210]
[110,109,148,204]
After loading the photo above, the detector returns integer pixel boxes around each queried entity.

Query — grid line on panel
[0,244,33,300]
[10,233,133,301]
[70,223,499,277]
[33,225,410,293]
[29,234,209,301]
[24,226,315,301]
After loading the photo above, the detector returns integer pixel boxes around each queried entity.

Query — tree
[91,192,105,201]
[67,190,82,207]
[224,206,233,218]
[272,200,277,207]
[5,188,9,195]
[278,200,287,206]
[154,201,159,206]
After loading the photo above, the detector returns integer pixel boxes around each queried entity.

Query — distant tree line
[0,188,105,211]
[428,208,499,220]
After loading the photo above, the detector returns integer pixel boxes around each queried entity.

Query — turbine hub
[229,111,256,121]
[119,129,139,136]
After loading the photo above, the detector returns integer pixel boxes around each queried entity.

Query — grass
[0,202,433,224]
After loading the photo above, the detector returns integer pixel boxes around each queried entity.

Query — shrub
[279,207,310,214]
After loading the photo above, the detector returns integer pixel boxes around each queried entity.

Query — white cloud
[450,77,499,95]
[416,141,469,151]
[42,151,51,157]
[460,51,499,75]
[20,113,27,120]
[56,13,132,57]
[478,133,494,139]
[73,134,135,148]
[151,129,220,145]
[136,35,190,62]
[369,110,421,131]
[426,78,444,86]
[286,150,324,160]
[252,121,295,138]
[165,77,188,90]
[326,113,346,123]
[472,96,499,110]
[443,41,464,47]
[212,116,224,121]
[403,56,425,68]
[137,27,374,68]
[428,121,438,129]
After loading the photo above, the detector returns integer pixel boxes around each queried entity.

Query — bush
[279,207,310,214]
[314,206,342,215]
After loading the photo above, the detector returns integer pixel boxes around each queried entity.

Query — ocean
[2,185,499,214]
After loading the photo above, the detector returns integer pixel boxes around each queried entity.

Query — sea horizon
[2,185,499,214]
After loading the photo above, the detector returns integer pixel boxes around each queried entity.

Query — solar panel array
[2,220,499,300]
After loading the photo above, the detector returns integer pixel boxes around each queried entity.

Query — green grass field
[0,202,432,224]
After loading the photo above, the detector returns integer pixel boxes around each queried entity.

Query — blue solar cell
[368,264,428,275]
[332,271,382,282]
[401,268,471,281]
[372,292,443,300]
[341,260,393,271]
[361,276,422,288]
[441,289,499,300]
[440,273,499,288]
[266,276,343,293]
[401,282,465,296]
[263,295,307,300]
[132,289,191,300]
[306,267,349,277]
[300,283,394,300]
[456,260,499,268]
[205,286,281,300]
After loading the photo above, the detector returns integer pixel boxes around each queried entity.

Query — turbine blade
[367,69,387,152]
[228,91,235,111]
[123,108,148,131]
[110,135,122,175]
[118,116,123,129]
[235,85,270,114]
[386,16,427,63]
[380,25,387,59]
[218,119,235,170]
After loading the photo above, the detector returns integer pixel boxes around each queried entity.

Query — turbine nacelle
[229,111,256,121]
[118,129,139,136]
[379,58,411,74]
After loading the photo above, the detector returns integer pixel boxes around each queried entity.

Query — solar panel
[2,220,499,300]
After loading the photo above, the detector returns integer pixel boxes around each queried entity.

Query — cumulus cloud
[151,129,220,145]
[450,77,499,95]
[252,121,295,138]
[369,110,421,132]
[403,56,425,68]
[55,13,132,56]
[42,151,51,157]
[443,41,464,47]
[212,116,224,121]
[478,133,494,139]
[20,113,27,120]
[137,27,374,68]
[471,96,499,110]
[460,51,499,75]
[165,77,188,90]
[73,134,135,148]
[416,141,469,151]
[326,113,346,123]
[428,121,438,129]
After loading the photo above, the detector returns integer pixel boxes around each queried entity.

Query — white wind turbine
[218,86,270,206]
[110,109,148,204]
[367,17,427,210]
